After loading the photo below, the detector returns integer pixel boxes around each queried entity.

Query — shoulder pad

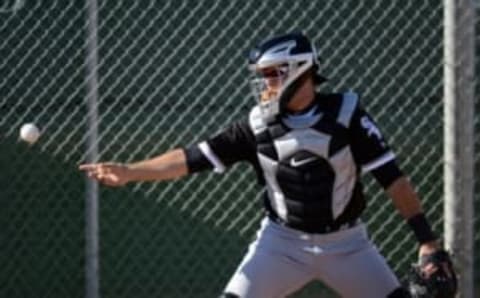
[337,91,359,127]
[248,105,267,135]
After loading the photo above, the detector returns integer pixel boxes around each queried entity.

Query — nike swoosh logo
[290,156,318,167]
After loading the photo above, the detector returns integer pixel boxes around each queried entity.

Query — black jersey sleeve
[184,119,257,174]
[370,160,404,189]
[349,104,396,174]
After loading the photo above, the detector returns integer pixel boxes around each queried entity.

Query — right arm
[78,148,188,186]
[127,148,189,181]
[79,119,256,186]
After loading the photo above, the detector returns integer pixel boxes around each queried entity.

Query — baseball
[20,123,40,144]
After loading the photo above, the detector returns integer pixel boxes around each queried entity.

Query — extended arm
[127,148,188,181]
[79,148,188,186]
[79,119,256,187]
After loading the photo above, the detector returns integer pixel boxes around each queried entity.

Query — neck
[286,80,315,112]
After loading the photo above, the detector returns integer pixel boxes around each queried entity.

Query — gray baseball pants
[224,217,400,298]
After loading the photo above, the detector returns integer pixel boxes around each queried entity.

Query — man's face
[256,64,288,102]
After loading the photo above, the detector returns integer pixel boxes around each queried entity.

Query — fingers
[78,162,124,186]
[421,263,438,278]
[79,163,115,173]
[79,162,113,170]
[81,165,103,179]
[79,164,97,171]
[420,261,453,279]
[79,163,102,176]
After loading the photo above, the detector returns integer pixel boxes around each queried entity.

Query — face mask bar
[249,54,314,121]
[249,64,289,103]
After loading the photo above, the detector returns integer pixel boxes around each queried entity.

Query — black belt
[269,214,360,234]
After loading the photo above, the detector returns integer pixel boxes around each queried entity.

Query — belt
[269,214,360,234]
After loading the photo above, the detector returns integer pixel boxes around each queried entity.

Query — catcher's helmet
[248,32,326,121]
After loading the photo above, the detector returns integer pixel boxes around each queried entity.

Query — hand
[79,162,131,187]
[418,240,441,277]
[409,244,457,298]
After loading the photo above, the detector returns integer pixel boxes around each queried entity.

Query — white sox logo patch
[361,116,382,139]
[360,116,386,147]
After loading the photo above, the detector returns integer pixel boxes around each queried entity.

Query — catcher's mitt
[408,250,457,298]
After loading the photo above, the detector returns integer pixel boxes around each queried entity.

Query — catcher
[79,32,457,297]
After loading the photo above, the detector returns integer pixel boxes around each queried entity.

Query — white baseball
[20,123,41,144]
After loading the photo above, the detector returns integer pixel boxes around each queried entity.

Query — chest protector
[249,92,365,233]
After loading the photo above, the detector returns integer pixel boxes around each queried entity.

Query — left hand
[418,241,441,277]
[409,241,457,298]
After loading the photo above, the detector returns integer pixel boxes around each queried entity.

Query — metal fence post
[85,0,100,297]
[444,0,475,297]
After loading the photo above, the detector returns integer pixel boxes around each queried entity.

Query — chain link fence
[0,1,477,297]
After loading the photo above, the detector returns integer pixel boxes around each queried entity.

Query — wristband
[407,213,437,244]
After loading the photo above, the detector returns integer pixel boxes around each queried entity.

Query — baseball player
[79,33,456,298]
